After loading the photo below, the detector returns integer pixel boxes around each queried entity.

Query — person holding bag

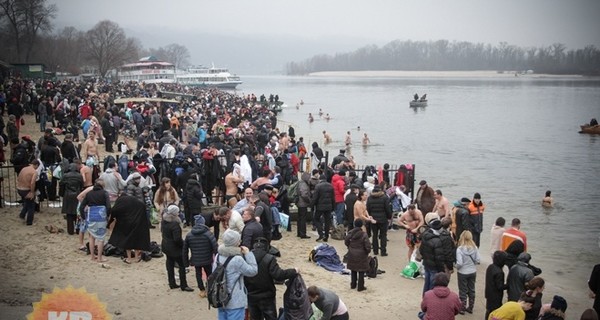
[79,179,111,264]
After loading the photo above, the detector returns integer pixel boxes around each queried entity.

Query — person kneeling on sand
[307,285,349,320]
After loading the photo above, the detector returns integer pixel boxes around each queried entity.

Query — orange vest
[501,228,527,252]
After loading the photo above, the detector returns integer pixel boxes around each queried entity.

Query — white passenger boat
[176,65,242,89]
[118,56,176,84]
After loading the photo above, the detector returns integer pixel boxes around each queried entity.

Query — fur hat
[424,212,440,225]
[222,229,241,247]
[166,204,180,216]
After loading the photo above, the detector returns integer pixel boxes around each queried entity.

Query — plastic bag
[279,212,289,230]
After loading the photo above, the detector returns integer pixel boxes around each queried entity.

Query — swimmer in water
[542,190,553,208]
[323,130,332,144]
[318,108,323,117]
[362,133,371,146]
[357,126,361,131]
[324,113,331,121]
[308,113,314,122]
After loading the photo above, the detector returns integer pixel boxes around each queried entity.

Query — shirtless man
[344,131,352,147]
[224,169,245,208]
[398,204,424,261]
[308,113,314,123]
[432,189,451,218]
[322,130,332,144]
[80,130,100,164]
[362,133,371,146]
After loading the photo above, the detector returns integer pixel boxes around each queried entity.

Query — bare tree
[145,43,190,68]
[82,20,139,77]
[0,0,56,62]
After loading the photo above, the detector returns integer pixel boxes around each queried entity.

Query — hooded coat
[344,227,371,271]
[420,286,462,320]
[244,243,297,303]
[108,195,150,251]
[185,178,203,213]
[485,252,507,312]
[456,245,481,275]
[182,223,218,267]
[507,253,534,301]
[60,164,83,215]
[296,172,312,208]
[312,179,335,212]
[161,215,184,258]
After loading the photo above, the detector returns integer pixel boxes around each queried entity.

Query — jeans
[39,114,47,132]
[314,210,332,239]
[248,298,278,320]
[194,265,212,290]
[166,255,188,288]
[297,206,308,237]
[18,190,35,225]
[423,268,441,295]
[457,272,476,305]
[334,202,345,226]
[371,221,388,254]
[217,307,245,320]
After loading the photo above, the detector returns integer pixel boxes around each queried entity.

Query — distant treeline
[286,40,600,75]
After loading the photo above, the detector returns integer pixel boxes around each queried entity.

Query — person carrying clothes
[245,237,298,320]
[307,286,349,320]
[485,251,508,320]
[366,185,392,256]
[344,219,371,292]
[214,229,258,319]
[183,215,217,298]
[455,230,481,314]
[161,204,194,292]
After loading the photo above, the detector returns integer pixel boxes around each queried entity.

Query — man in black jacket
[245,237,298,320]
[366,186,392,256]
[311,177,335,242]
[241,207,264,248]
[419,212,456,295]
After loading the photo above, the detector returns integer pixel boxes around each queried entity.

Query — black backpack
[366,256,378,278]
[10,145,29,165]
[207,255,236,309]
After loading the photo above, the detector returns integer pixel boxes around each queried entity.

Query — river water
[238,74,600,297]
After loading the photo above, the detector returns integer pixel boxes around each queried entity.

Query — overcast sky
[51,0,600,73]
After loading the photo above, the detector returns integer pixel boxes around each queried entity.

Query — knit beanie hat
[354,219,364,229]
[194,215,206,226]
[166,204,180,216]
[222,229,241,247]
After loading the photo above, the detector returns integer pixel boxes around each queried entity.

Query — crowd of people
[1,76,598,320]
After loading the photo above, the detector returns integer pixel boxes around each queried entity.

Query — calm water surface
[238,75,600,295]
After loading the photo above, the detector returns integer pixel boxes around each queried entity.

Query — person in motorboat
[414,93,419,101]
[419,94,428,102]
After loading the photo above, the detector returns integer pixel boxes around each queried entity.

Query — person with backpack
[245,237,298,320]
[183,215,218,298]
[211,229,258,319]
[344,219,371,292]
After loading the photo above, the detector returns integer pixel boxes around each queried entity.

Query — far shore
[309,70,594,78]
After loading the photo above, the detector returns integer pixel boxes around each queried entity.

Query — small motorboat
[579,124,600,134]
[410,100,428,107]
